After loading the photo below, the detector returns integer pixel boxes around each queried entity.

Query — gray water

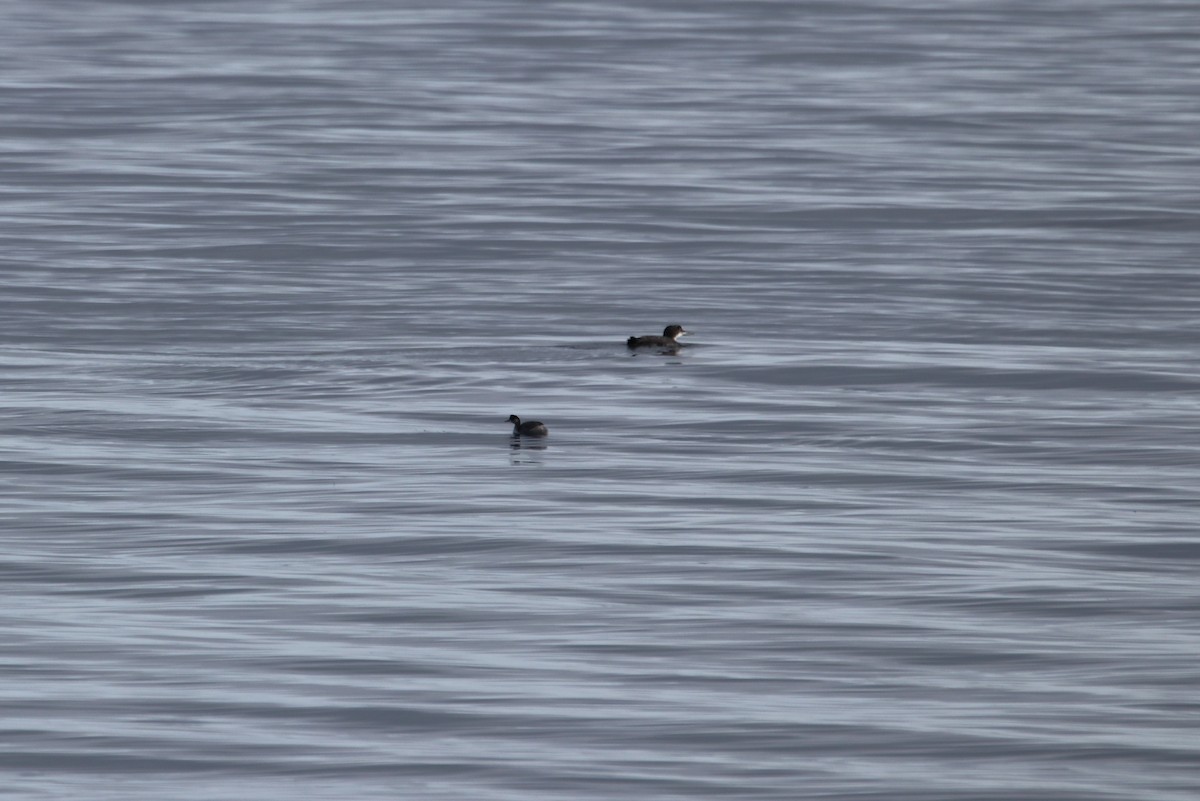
[3,2,1199,799]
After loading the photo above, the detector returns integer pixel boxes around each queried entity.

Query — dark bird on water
[627,324,689,349]
[507,415,549,437]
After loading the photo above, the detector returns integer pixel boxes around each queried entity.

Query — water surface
[2,2,1199,799]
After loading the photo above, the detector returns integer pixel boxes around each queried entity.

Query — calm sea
[2,2,1198,799]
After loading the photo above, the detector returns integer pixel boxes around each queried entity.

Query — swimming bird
[507,415,549,437]
[627,324,689,349]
